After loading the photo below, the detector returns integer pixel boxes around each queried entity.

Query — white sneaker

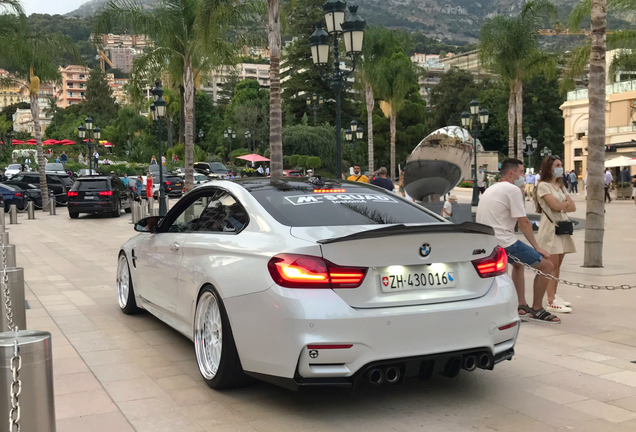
[555,294,571,307]
[546,302,572,314]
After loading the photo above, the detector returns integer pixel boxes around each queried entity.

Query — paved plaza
[6,189,636,431]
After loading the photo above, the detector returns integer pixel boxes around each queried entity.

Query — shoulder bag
[542,184,573,235]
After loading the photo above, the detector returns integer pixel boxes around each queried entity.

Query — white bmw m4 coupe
[116,177,519,390]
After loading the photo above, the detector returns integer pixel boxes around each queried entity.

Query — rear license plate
[380,265,457,293]
[84,196,95,200]
[175,183,182,187]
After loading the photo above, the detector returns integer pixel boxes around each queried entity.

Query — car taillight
[267,254,367,289]
[472,246,508,278]
[165,181,172,186]
[14,193,22,198]
[67,191,78,197]
[99,191,113,196]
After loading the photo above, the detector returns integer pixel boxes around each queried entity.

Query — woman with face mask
[536,155,577,313]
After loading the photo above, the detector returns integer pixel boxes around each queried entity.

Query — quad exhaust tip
[385,366,400,384]
[462,355,478,372]
[367,368,384,385]
[478,353,493,370]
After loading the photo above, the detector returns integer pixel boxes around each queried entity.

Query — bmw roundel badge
[420,243,431,258]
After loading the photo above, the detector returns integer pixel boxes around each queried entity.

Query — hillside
[67,0,631,44]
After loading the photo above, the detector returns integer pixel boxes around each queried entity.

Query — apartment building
[201,63,270,102]
[57,65,90,108]
[101,34,149,74]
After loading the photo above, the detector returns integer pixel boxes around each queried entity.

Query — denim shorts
[504,240,542,267]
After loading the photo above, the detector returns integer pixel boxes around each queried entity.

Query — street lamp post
[310,0,365,179]
[540,146,552,158]
[345,119,363,164]
[150,80,168,216]
[523,135,538,169]
[77,116,100,176]
[198,129,204,143]
[305,93,324,126]
[461,99,489,206]
[244,130,252,151]
[6,131,13,147]
[224,128,236,163]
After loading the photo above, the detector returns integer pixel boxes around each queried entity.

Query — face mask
[514,175,525,188]
[553,167,564,177]
[479,170,483,173]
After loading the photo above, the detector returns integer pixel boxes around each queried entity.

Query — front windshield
[210,163,227,171]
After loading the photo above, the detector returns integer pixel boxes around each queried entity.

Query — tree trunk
[390,106,397,183]
[584,0,607,267]
[31,94,50,208]
[507,84,516,158]
[365,82,375,173]
[167,116,173,148]
[268,0,283,179]
[183,59,195,192]
[179,85,185,144]
[515,79,524,160]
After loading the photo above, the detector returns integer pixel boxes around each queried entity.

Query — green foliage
[297,155,308,169]
[430,68,485,129]
[307,156,321,170]
[83,68,119,126]
[230,147,250,162]
[289,154,301,167]
[166,143,207,163]
[283,124,338,173]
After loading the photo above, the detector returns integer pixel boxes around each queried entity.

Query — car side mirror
[135,216,163,233]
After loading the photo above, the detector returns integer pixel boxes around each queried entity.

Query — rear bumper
[67,201,115,213]
[225,275,519,387]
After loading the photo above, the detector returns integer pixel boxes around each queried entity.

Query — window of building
[576,132,586,140]
[69,101,73,105]
[79,75,85,79]
[68,92,73,97]
[574,148,583,157]
[68,83,74,88]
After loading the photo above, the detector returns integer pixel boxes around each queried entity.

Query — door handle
[170,242,180,252]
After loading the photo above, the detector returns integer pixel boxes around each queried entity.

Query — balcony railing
[567,80,636,101]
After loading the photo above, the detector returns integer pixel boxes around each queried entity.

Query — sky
[23,0,87,16]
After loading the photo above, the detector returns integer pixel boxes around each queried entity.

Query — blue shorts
[505,240,542,267]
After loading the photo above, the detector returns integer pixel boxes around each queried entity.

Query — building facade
[561,83,636,178]
[201,63,270,102]
[58,65,90,108]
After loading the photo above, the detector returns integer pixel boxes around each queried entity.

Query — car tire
[194,286,248,389]
[124,206,132,213]
[111,201,121,218]
[117,253,141,314]
[69,212,79,219]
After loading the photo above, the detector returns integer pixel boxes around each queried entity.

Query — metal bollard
[9,205,17,225]
[133,202,140,224]
[0,330,55,432]
[0,209,5,232]
[4,245,16,268]
[1,232,8,246]
[49,198,56,215]
[147,197,153,214]
[0,268,26,331]
[27,201,35,220]
[150,208,158,217]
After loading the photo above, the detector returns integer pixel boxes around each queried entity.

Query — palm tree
[356,27,410,174]
[95,0,261,191]
[268,0,283,179]
[373,51,415,183]
[479,0,558,159]
[569,0,608,267]
[0,19,80,208]
[44,96,59,129]
[163,88,180,148]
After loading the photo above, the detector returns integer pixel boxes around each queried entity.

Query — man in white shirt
[477,167,486,194]
[440,195,456,220]
[604,168,614,203]
[265,167,270,176]
[257,165,264,175]
[477,159,558,323]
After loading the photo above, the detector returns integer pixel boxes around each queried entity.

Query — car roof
[76,176,111,180]
[227,177,377,193]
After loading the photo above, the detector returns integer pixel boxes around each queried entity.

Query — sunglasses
[549,155,561,161]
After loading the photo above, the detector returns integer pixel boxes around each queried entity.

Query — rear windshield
[58,176,73,187]
[210,163,227,171]
[72,180,109,191]
[250,183,438,227]
[0,184,20,192]
[7,164,20,170]
[46,163,64,171]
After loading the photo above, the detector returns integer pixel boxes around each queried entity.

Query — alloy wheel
[194,291,223,380]
[116,255,130,309]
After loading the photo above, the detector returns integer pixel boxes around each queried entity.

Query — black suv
[194,162,229,178]
[5,172,74,204]
[67,175,134,218]
[148,165,184,197]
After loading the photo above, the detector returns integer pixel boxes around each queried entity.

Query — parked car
[67,175,135,218]
[4,172,74,204]
[145,165,184,197]
[4,164,25,179]
[45,163,67,175]
[78,169,99,177]
[117,178,518,390]
[194,162,229,178]
[283,170,303,177]
[0,184,28,211]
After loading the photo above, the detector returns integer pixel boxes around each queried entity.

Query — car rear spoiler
[317,222,494,245]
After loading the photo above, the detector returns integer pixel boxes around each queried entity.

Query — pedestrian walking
[55,156,60,163]
[441,194,456,220]
[562,171,569,191]
[477,166,486,194]
[93,151,99,167]
[370,167,394,191]
[150,156,157,165]
[61,151,67,165]
[161,155,166,166]
[476,159,558,323]
[568,170,578,194]
[265,167,270,176]
[122,173,129,187]
[398,170,406,197]
[536,156,576,314]
[78,153,84,164]
[257,165,264,176]
[347,165,369,183]
[525,171,536,201]
[605,168,614,203]
[136,175,143,199]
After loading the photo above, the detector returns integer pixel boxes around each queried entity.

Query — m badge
[420,243,431,258]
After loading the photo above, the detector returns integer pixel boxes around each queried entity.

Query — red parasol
[235,154,270,163]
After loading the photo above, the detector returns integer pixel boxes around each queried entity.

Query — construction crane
[539,29,615,36]
[99,50,114,72]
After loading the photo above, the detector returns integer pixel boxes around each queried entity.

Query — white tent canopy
[605,155,636,168]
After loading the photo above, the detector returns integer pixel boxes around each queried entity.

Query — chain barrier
[1,228,20,431]
[508,254,636,290]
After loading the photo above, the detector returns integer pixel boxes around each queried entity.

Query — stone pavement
[4,191,636,432]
